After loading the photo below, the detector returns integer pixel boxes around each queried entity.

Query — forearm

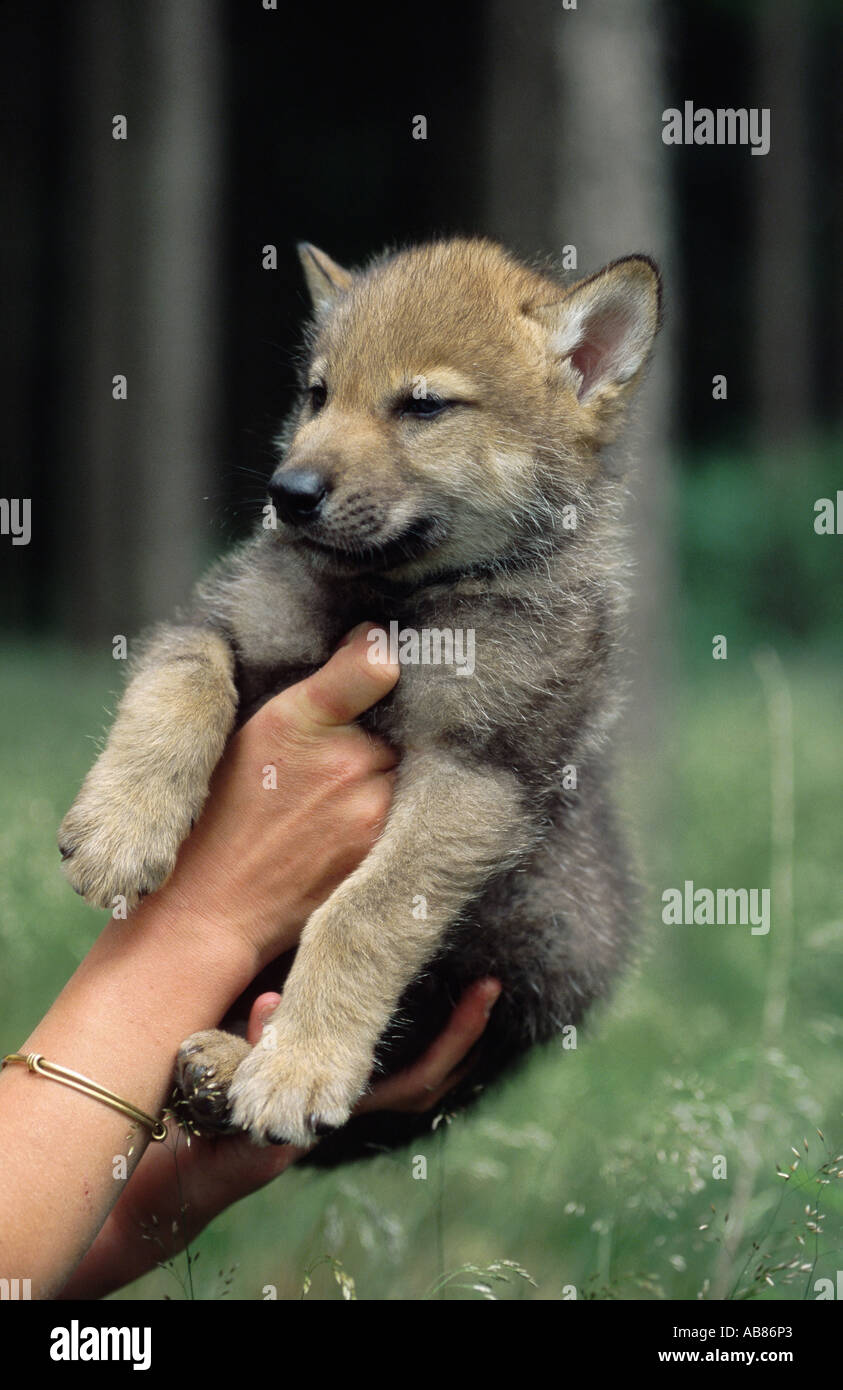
[0,628,399,1299]
[0,895,258,1298]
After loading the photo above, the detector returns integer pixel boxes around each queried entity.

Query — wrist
[128,884,263,996]
[152,851,302,971]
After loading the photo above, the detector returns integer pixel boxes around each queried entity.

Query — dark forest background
[2,0,841,662]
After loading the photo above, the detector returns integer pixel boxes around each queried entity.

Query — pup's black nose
[268,469,329,524]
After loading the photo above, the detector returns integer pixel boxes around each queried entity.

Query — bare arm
[56,977,500,1300]
[0,628,398,1298]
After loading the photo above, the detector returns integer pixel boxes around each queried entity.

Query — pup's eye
[398,394,452,419]
[308,383,327,413]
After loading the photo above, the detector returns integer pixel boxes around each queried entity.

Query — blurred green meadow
[1,443,840,1301]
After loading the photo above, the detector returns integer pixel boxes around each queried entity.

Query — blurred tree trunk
[59,0,222,643]
[484,0,676,772]
[0,3,46,626]
[753,0,811,456]
[484,0,556,257]
[834,21,843,425]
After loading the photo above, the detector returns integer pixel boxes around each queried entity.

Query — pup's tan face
[268,239,660,580]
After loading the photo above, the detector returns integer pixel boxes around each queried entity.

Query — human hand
[148,623,399,969]
[56,978,501,1300]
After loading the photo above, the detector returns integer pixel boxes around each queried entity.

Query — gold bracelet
[1,1052,168,1142]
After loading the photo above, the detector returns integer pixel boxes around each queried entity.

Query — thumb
[247,992,283,1046]
[282,622,399,733]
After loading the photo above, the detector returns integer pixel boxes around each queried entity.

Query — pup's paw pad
[174,1029,251,1134]
[58,784,187,910]
[228,1045,364,1149]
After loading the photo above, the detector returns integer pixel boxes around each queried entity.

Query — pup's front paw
[58,766,197,910]
[174,1029,251,1134]
[228,1024,373,1148]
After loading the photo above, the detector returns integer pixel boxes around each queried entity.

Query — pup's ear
[297,243,353,311]
[530,255,661,436]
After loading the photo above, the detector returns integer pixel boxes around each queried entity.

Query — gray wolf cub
[60,237,661,1162]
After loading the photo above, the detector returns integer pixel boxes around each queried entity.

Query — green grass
[1,640,841,1300]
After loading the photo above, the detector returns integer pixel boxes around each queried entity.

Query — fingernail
[483,979,502,1016]
[335,620,372,652]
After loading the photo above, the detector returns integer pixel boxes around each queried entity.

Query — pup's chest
[227,564,559,757]
[234,646,470,750]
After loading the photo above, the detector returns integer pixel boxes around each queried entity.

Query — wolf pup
[59,238,661,1163]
